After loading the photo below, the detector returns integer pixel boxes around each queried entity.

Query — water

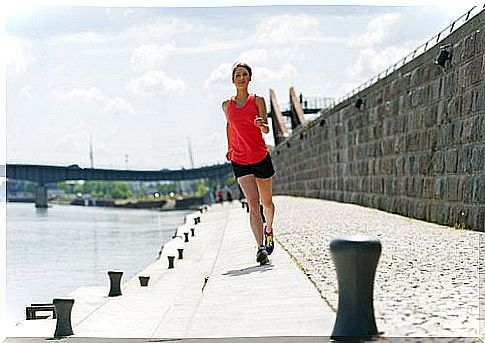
[6,202,190,327]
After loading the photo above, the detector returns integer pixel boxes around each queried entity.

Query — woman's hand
[254,117,269,133]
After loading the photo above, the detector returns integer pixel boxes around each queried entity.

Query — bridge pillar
[35,185,48,208]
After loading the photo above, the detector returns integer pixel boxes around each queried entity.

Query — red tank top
[225,93,268,165]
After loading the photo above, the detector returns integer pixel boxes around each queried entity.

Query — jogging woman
[222,62,275,266]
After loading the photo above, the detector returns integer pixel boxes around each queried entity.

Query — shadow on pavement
[222,263,274,276]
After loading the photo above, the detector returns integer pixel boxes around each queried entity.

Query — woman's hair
[232,62,252,80]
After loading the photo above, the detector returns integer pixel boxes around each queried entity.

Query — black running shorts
[231,153,275,179]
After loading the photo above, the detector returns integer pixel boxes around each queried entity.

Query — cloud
[49,31,109,45]
[126,70,187,95]
[237,49,270,65]
[128,18,203,42]
[254,63,298,81]
[204,62,298,90]
[252,14,320,44]
[50,87,136,117]
[204,63,232,89]
[131,43,176,71]
[344,45,412,81]
[51,87,105,103]
[103,97,136,116]
[49,17,202,45]
[347,13,401,47]
[6,35,36,74]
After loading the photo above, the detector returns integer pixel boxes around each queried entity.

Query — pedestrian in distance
[222,62,276,266]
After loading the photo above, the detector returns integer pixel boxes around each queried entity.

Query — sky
[2,0,481,171]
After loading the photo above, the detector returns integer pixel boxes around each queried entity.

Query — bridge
[6,88,332,209]
[6,163,233,208]
[268,86,334,146]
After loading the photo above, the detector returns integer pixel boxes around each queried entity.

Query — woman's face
[232,67,251,87]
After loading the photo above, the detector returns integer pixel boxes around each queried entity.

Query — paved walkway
[272,196,482,338]
[6,200,334,339]
[4,196,483,342]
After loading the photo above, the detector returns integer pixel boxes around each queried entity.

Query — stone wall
[272,10,485,231]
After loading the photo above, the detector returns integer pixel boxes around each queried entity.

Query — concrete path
[5,201,335,339]
[4,196,483,343]
[272,196,482,338]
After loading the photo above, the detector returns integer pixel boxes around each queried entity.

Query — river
[5,202,190,327]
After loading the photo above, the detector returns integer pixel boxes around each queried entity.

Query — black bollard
[138,276,150,287]
[168,255,175,269]
[330,234,381,340]
[184,232,190,243]
[191,228,195,237]
[178,248,184,259]
[53,298,74,337]
[107,271,123,297]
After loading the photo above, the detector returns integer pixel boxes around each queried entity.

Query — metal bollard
[178,248,184,259]
[184,232,189,242]
[330,234,381,340]
[107,271,123,297]
[168,255,175,269]
[138,276,150,287]
[191,228,195,237]
[53,298,74,337]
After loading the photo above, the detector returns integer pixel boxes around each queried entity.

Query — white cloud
[127,18,204,42]
[254,63,298,80]
[131,43,176,71]
[20,86,34,99]
[6,35,36,74]
[347,13,401,47]
[103,97,136,116]
[345,45,412,81]
[127,70,187,95]
[204,63,232,89]
[204,61,298,90]
[51,87,106,103]
[237,49,270,65]
[253,14,320,44]
[49,31,108,45]
[49,18,202,46]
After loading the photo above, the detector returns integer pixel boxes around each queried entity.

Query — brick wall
[272,10,485,231]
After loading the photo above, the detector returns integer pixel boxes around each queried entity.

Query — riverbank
[7,195,209,211]
[5,202,191,327]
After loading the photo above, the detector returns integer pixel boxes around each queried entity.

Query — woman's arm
[254,96,270,134]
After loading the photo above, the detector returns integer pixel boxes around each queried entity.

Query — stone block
[461,31,477,61]
[457,146,474,173]
[444,149,458,173]
[446,177,460,202]
[432,151,445,174]
[433,177,445,200]
[458,176,474,203]
[471,145,484,173]
[473,176,485,204]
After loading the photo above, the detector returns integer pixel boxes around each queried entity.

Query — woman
[222,62,275,266]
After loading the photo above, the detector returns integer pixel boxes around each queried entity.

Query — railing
[335,4,483,105]
[279,96,335,113]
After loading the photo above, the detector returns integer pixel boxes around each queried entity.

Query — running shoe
[256,246,269,266]
[264,226,275,255]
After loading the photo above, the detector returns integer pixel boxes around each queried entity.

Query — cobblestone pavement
[272,196,481,338]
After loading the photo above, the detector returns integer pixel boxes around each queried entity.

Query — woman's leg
[237,174,264,245]
[255,177,274,233]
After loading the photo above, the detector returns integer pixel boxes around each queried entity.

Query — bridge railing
[279,96,335,113]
